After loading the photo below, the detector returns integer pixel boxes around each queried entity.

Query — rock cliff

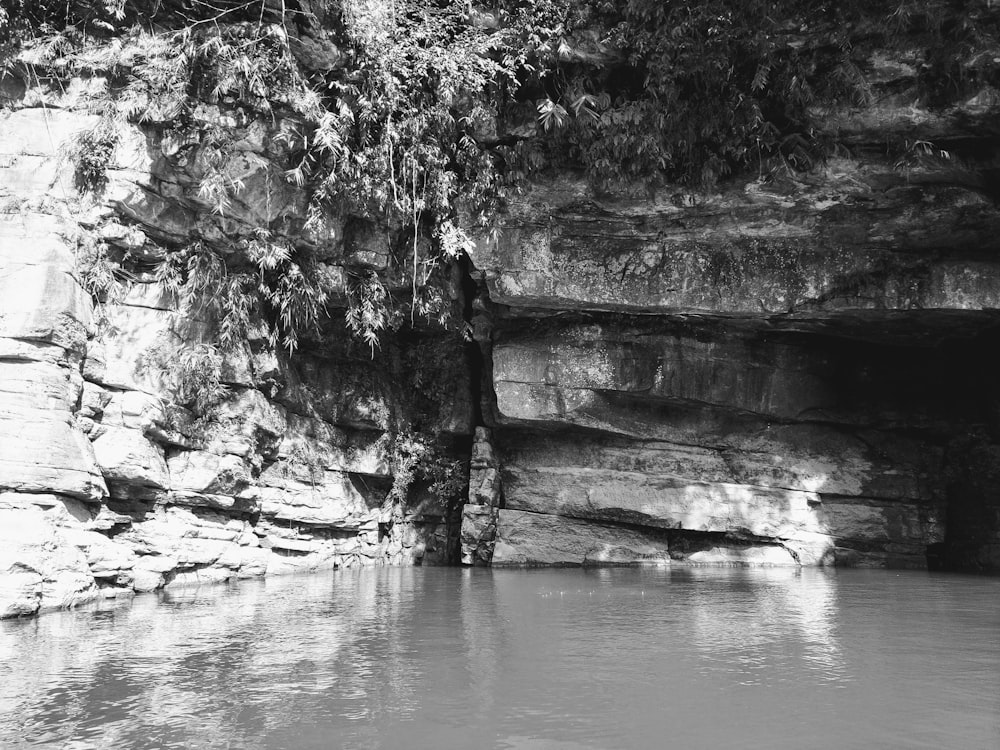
[0,99,472,617]
[3,2,1000,618]
[464,97,1000,571]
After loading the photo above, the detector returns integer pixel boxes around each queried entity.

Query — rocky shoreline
[3,15,1000,619]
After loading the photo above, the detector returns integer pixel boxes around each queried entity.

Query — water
[1,567,998,750]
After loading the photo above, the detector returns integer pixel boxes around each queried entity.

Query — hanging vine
[6,0,1000,354]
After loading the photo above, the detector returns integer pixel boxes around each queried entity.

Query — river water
[1,567,998,750]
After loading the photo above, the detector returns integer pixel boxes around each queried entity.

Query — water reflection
[1,568,998,750]
[682,567,846,685]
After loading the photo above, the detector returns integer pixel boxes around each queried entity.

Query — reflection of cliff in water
[2,567,999,750]
[684,568,846,685]
[0,571,426,748]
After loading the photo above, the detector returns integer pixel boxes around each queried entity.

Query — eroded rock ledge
[462,97,1000,571]
[462,157,1000,571]
[4,31,1000,619]
[0,103,471,618]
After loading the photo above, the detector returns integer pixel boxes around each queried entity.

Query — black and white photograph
[0,1,998,747]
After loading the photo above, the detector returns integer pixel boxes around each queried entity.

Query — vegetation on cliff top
[6,1,996,183]
[4,0,1000,354]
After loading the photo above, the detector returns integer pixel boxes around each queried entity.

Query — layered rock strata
[4,28,1000,622]
[0,97,469,618]
[469,94,1000,571]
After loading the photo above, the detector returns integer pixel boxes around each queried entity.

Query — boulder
[0,416,106,501]
[0,498,99,618]
[100,389,169,434]
[210,388,286,456]
[460,503,498,565]
[92,427,169,490]
[492,509,672,566]
[63,528,137,578]
[279,413,393,476]
[167,450,251,496]
[257,467,371,527]
[0,233,92,354]
[0,359,93,512]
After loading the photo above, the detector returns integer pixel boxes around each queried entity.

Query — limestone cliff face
[464,78,1000,571]
[3,27,1000,620]
[0,95,471,618]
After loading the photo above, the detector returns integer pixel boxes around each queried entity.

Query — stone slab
[492,509,672,566]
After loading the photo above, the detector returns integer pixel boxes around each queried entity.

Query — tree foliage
[514,0,1000,187]
[156,233,330,353]
[5,0,1000,353]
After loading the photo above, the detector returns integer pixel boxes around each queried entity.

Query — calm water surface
[1,567,998,750]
